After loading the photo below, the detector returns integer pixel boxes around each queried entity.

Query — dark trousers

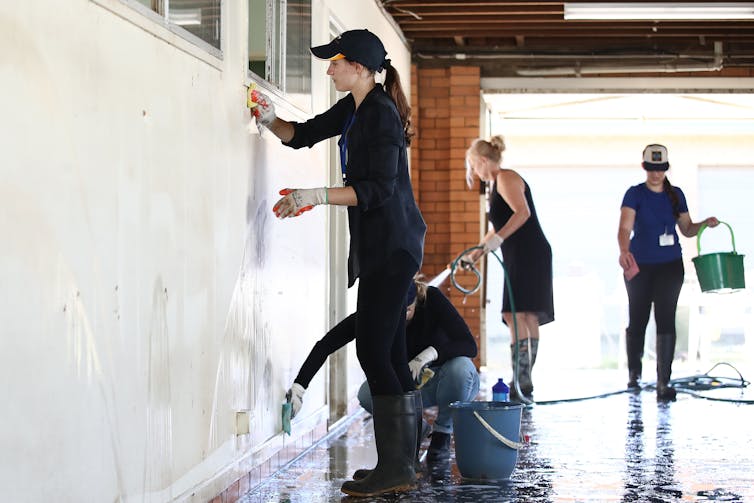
[624,259,684,366]
[355,250,418,395]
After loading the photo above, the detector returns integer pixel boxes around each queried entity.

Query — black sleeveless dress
[488,177,554,326]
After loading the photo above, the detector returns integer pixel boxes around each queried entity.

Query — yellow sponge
[247,83,258,109]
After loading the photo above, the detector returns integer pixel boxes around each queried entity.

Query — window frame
[247,0,312,113]
[92,0,223,66]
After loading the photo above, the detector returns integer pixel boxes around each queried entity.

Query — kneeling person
[357,279,479,465]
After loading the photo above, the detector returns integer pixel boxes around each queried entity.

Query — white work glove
[249,89,276,127]
[408,346,438,381]
[286,383,305,419]
[273,188,328,218]
[482,233,503,254]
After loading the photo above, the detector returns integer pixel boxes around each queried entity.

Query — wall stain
[209,200,271,449]
[143,277,173,496]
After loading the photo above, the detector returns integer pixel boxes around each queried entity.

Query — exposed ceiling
[381,1,754,77]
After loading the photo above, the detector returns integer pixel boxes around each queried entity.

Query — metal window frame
[103,0,223,57]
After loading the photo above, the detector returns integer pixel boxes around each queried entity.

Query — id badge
[659,233,675,247]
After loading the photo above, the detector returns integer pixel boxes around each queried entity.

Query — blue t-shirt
[621,183,688,264]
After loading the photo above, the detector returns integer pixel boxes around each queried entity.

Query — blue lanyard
[339,114,357,181]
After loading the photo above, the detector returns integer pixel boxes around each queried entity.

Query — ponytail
[383,62,414,145]
[663,177,680,219]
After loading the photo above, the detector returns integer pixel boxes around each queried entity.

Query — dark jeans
[625,258,684,340]
[356,250,418,395]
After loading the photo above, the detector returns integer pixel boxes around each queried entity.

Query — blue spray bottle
[492,378,510,402]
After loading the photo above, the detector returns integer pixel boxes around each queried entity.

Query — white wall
[0,0,409,501]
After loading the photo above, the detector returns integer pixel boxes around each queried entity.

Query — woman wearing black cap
[250,29,426,496]
[618,144,718,401]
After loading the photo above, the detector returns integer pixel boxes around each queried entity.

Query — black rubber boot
[353,390,428,480]
[341,394,417,497]
[509,338,538,399]
[656,334,677,402]
[626,329,644,389]
[426,431,451,465]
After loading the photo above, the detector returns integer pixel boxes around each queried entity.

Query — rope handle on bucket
[696,220,737,255]
[473,411,525,450]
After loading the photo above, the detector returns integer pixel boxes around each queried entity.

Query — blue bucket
[449,401,525,480]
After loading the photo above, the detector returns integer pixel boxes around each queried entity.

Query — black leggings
[625,258,684,338]
[355,250,418,396]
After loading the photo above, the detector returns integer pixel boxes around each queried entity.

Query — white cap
[642,144,669,171]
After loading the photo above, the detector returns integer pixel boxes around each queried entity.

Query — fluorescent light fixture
[169,8,202,26]
[564,2,754,20]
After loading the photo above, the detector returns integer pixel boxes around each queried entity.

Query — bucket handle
[697,220,737,255]
[473,411,525,450]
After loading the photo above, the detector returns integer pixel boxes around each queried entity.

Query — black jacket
[406,286,478,366]
[294,286,477,387]
[284,85,426,286]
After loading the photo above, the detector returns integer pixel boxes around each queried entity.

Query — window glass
[248,0,311,99]
[125,0,221,51]
[169,0,221,50]
[285,0,311,94]
[248,0,268,77]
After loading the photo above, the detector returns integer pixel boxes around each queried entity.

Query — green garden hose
[447,248,752,406]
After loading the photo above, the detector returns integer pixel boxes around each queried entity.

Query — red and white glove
[482,233,503,254]
[408,346,438,381]
[273,188,328,218]
[249,89,276,127]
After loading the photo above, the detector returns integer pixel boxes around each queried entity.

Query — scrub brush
[281,392,292,436]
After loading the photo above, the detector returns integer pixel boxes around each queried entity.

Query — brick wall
[411,65,484,368]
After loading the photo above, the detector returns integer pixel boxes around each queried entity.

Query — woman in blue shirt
[618,144,718,401]
[251,29,426,497]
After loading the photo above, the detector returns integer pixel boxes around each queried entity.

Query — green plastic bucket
[692,221,745,293]
[449,401,524,480]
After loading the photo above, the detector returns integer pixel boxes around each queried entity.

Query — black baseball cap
[310,29,388,72]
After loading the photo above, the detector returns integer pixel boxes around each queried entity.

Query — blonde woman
[461,136,554,400]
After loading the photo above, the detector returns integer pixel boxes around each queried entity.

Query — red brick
[415,64,483,341]
[422,86,452,98]
[419,180,438,191]
[449,75,481,87]
[423,128,450,139]
[419,98,438,109]
[424,107,451,119]
[430,77,453,87]
[449,85,480,96]
[450,66,480,76]
[420,68,449,78]
[449,116,466,128]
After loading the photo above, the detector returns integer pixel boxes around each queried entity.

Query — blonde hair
[465,135,506,187]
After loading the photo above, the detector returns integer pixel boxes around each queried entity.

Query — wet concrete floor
[241,370,754,502]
